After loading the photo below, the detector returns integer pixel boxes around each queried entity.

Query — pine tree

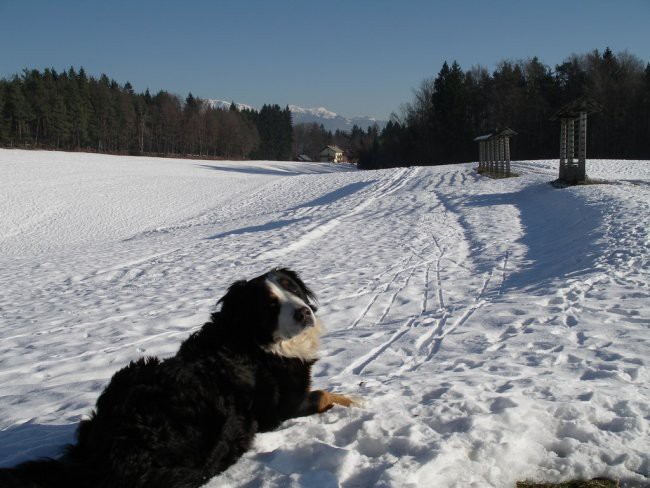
[91,74,116,152]
[431,60,470,163]
[6,76,31,145]
[254,104,293,160]
[21,69,48,146]
[51,94,71,148]
[0,80,7,143]
[643,64,650,152]
[72,67,92,149]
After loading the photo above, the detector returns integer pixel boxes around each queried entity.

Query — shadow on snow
[0,422,75,467]
[289,181,376,210]
[448,182,606,293]
[207,181,375,240]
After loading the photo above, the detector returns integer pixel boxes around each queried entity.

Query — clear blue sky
[1,0,649,119]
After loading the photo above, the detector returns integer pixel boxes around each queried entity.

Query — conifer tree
[0,81,7,143]
[6,77,31,145]
[51,94,71,148]
[21,69,47,145]
[431,61,470,163]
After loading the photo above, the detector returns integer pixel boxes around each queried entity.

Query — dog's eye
[279,278,299,294]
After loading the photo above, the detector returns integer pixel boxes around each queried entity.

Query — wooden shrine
[550,97,602,184]
[474,127,517,177]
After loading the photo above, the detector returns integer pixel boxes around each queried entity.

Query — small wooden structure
[550,97,602,184]
[474,127,517,176]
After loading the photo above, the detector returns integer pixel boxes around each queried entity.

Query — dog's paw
[312,390,362,413]
[329,392,363,408]
[340,394,363,408]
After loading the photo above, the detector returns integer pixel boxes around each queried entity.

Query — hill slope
[0,150,648,487]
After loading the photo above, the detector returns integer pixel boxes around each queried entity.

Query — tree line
[2,48,648,167]
[0,67,292,160]
[360,48,650,169]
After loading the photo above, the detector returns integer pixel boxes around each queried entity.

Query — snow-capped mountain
[205,99,386,133]
[204,99,255,112]
[288,105,386,133]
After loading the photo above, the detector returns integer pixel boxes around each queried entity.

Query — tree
[0,80,7,143]
[51,94,71,148]
[6,77,31,145]
[21,69,47,145]
[519,57,557,158]
[640,64,650,154]
[431,61,470,163]
[71,67,92,149]
[116,87,137,153]
[254,104,292,160]
[182,93,202,155]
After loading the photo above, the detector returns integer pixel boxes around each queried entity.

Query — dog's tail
[0,457,95,488]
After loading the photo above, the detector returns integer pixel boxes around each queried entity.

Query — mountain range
[205,99,386,133]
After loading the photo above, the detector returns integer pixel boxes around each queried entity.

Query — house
[295,154,312,162]
[319,145,345,163]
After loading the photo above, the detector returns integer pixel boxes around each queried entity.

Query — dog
[0,268,355,488]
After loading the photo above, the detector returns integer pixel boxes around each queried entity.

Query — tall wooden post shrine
[474,127,517,177]
[550,97,602,184]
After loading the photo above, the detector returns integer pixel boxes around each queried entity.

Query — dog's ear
[217,280,249,315]
[214,278,277,346]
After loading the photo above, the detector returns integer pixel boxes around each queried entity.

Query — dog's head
[217,268,322,360]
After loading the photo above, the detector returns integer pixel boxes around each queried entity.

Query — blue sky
[1,0,649,119]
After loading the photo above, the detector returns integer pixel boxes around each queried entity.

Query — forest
[359,48,650,169]
[1,48,648,166]
[0,67,292,160]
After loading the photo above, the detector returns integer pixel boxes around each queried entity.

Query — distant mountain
[205,99,386,133]
[204,99,255,112]
[288,105,386,133]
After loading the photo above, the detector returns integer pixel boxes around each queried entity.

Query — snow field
[0,150,648,486]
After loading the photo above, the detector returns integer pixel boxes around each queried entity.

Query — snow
[0,149,648,487]
[205,99,256,112]
[288,105,339,119]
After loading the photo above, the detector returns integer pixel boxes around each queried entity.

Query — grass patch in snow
[516,478,618,488]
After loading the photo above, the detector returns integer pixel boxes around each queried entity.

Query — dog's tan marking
[313,390,358,413]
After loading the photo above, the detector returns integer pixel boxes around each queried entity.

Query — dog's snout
[294,306,312,324]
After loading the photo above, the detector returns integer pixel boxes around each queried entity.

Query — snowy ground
[0,149,648,487]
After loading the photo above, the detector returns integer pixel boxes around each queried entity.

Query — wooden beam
[560,119,567,168]
[489,139,495,172]
[578,111,587,181]
[505,137,511,176]
[498,137,504,174]
[567,118,575,164]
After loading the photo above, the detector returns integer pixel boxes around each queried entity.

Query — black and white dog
[0,268,354,488]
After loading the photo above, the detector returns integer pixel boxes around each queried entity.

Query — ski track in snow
[1,151,649,487]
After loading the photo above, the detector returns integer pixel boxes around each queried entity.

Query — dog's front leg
[299,390,357,415]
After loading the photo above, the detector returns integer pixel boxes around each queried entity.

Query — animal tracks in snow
[330,168,515,376]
